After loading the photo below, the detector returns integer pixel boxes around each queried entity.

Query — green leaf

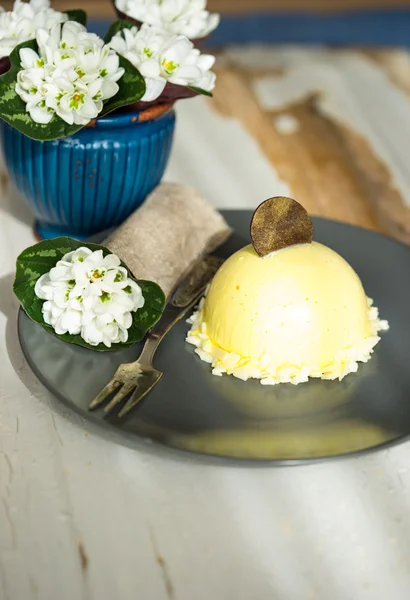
[103,19,135,44]
[0,39,83,141]
[189,86,213,98]
[100,20,146,115]
[14,237,165,352]
[100,53,146,117]
[64,9,88,26]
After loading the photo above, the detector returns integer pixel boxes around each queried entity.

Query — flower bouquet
[14,236,165,350]
[0,0,219,238]
[112,0,220,45]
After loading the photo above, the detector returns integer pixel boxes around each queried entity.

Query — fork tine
[88,379,122,410]
[117,373,163,418]
[103,383,136,414]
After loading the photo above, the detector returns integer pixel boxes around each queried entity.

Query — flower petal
[141,76,166,102]
[28,104,53,124]
[139,58,161,79]
[19,47,40,69]
[100,78,119,101]
[197,54,215,71]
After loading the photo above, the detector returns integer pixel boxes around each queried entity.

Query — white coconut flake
[186,294,389,385]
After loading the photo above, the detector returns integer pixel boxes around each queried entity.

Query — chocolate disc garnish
[250,197,313,257]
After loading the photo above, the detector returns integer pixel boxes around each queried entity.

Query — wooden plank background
[3,0,410,18]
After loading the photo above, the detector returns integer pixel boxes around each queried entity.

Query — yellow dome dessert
[186,242,388,385]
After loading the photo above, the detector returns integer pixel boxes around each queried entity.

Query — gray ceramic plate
[18,211,410,464]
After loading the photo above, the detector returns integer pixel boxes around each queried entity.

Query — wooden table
[1,46,410,600]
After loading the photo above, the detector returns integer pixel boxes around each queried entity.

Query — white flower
[0,0,68,58]
[15,21,125,126]
[109,23,215,102]
[115,0,219,40]
[35,247,145,348]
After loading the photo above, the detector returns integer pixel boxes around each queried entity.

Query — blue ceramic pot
[0,105,175,239]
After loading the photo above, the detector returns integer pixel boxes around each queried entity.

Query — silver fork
[88,255,224,418]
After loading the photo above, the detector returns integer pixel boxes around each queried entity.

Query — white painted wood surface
[2,84,410,600]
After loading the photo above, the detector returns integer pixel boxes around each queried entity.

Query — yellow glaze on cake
[186,243,388,384]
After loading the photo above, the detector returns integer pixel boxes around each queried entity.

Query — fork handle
[137,290,205,367]
[136,255,223,367]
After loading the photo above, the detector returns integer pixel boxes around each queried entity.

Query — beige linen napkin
[104,182,231,300]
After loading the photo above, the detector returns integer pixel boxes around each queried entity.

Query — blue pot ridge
[1,107,176,239]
